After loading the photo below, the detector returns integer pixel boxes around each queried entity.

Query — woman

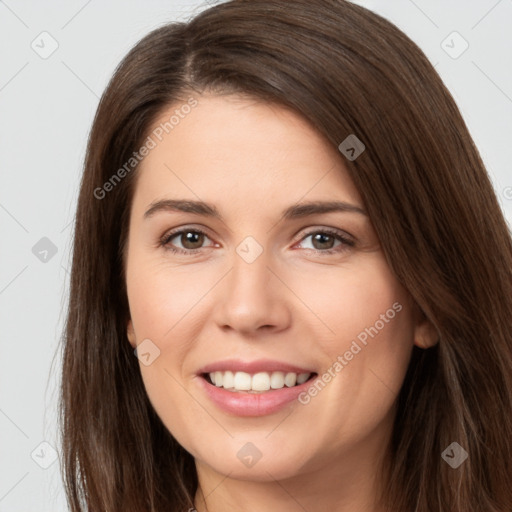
[59,1,512,511]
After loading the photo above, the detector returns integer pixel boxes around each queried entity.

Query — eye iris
[182,231,204,249]
[312,233,334,250]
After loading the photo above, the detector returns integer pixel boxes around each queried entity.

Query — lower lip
[197,375,316,417]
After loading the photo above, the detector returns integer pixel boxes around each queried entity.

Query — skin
[125,94,437,512]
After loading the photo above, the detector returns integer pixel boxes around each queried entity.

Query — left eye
[297,230,353,252]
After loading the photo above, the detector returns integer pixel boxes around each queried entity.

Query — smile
[205,370,314,392]
[196,359,318,416]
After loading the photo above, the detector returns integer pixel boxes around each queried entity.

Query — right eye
[159,228,216,254]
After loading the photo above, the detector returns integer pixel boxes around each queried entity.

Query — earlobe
[127,319,136,348]
[410,300,439,349]
[413,309,439,349]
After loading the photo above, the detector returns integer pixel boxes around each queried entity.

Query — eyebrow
[143,199,367,221]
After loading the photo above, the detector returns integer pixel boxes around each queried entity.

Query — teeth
[234,371,252,390]
[284,372,297,387]
[296,372,310,384]
[270,371,285,389]
[222,371,234,389]
[252,372,270,391]
[207,371,312,392]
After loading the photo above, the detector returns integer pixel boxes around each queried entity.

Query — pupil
[313,233,333,249]
[183,231,203,249]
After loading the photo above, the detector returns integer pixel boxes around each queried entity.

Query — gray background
[1,0,511,510]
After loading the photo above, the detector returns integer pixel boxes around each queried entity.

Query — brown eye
[311,232,336,250]
[177,231,205,250]
[296,228,354,255]
[160,228,213,254]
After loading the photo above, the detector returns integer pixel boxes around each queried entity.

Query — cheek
[333,259,414,384]
[126,252,214,344]
[290,254,412,353]
[127,261,208,448]
[125,255,218,436]
[289,256,414,438]
[138,364,215,460]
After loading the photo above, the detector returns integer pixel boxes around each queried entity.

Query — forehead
[131,94,363,216]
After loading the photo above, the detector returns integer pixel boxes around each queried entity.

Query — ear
[412,305,439,349]
[127,319,136,348]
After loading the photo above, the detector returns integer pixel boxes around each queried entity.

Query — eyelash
[158,227,355,256]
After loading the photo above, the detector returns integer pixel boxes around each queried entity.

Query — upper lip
[197,358,316,375]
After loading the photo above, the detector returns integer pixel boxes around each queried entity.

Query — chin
[191,436,314,482]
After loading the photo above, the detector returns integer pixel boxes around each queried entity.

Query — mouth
[196,364,319,417]
[201,370,318,393]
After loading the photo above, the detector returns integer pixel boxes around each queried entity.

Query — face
[125,94,436,485]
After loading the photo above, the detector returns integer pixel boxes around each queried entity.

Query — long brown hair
[59,1,512,510]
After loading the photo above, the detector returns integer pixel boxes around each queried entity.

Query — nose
[213,248,292,336]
